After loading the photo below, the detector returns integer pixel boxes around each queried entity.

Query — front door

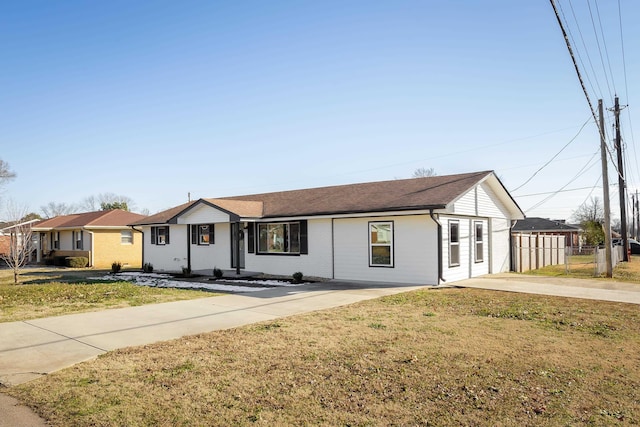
[231,223,245,269]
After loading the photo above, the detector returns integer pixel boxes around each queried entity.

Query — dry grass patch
[0,268,213,322]
[9,288,640,426]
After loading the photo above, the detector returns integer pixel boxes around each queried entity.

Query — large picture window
[151,226,170,245]
[369,221,393,267]
[449,221,460,267]
[258,222,300,254]
[474,221,484,263]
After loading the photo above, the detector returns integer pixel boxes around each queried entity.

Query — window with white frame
[257,222,300,254]
[151,226,170,245]
[121,230,133,245]
[52,232,60,250]
[369,221,393,267]
[474,221,484,263]
[449,221,460,267]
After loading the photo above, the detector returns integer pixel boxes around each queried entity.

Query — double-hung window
[51,232,60,250]
[369,221,393,267]
[474,221,484,263]
[191,224,215,245]
[151,226,170,245]
[257,222,300,254]
[121,230,133,245]
[449,221,460,267]
[73,230,83,250]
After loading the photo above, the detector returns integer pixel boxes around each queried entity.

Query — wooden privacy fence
[512,233,566,272]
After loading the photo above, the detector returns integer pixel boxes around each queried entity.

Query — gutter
[429,209,446,285]
[130,226,144,267]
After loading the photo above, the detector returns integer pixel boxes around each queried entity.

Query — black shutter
[165,227,170,244]
[80,230,84,250]
[191,225,197,244]
[151,227,157,245]
[248,223,255,253]
[209,224,215,244]
[300,220,308,254]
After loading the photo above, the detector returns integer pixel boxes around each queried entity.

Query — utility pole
[613,96,628,261]
[600,99,613,277]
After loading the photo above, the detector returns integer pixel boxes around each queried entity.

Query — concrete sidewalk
[457,273,640,305]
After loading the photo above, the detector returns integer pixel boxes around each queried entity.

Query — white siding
[244,219,334,278]
[143,225,189,271]
[442,216,471,283]
[491,217,512,273]
[190,223,232,270]
[176,204,231,225]
[452,189,477,216]
[476,183,510,218]
[333,215,438,285]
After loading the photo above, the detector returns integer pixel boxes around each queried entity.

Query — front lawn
[8,288,640,426]
[0,268,214,322]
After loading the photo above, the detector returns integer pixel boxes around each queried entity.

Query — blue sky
[1,1,638,220]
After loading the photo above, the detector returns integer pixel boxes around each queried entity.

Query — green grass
[0,267,214,322]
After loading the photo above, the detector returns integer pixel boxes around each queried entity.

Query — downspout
[130,226,144,268]
[429,209,445,285]
[84,228,95,268]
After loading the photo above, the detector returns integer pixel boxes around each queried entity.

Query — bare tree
[571,197,604,224]
[412,167,437,178]
[1,202,34,284]
[40,202,78,218]
[81,193,135,212]
[0,159,16,185]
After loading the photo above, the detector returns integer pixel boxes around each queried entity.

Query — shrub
[143,262,154,273]
[182,266,192,277]
[292,271,303,283]
[44,257,55,266]
[54,256,67,266]
[111,261,122,274]
[65,257,89,268]
[213,267,223,279]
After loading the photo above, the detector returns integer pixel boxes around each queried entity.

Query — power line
[511,116,591,192]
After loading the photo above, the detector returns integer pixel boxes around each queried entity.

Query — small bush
[182,266,192,277]
[54,256,67,266]
[65,257,89,268]
[111,261,122,274]
[213,267,223,279]
[292,271,304,283]
[143,262,154,273]
[44,257,55,266]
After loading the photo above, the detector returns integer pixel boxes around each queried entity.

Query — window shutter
[300,220,308,254]
[165,227,170,244]
[80,230,84,250]
[248,223,255,253]
[191,225,197,245]
[209,224,215,244]
[151,227,157,245]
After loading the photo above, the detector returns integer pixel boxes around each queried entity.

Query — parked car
[611,238,640,254]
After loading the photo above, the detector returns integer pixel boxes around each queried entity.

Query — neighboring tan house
[130,171,524,285]
[511,217,581,248]
[32,210,146,268]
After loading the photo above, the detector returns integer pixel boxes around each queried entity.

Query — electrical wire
[511,116,591,192]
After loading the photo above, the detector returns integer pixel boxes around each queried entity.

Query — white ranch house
[130,171,524,285]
